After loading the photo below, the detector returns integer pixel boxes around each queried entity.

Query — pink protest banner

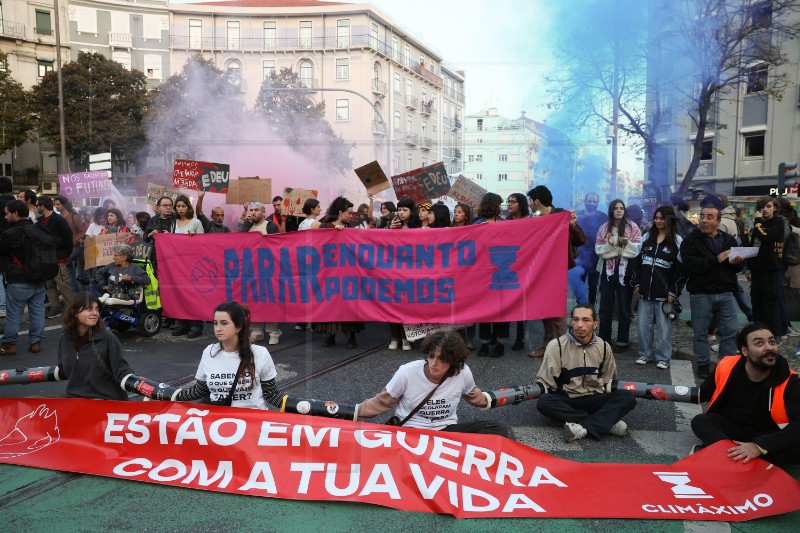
[57,171,112,200]
[154,214,570,323]
[1,398,799,520]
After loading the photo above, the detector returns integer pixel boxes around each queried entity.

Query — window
[391,36,399,61]
[189,20,202,48]
[35,9,52,36]
[477,138,483,144]
[299,21,312,49]
[370,23,379,48]
[0,56,7,72]
[700,139,713,161]
[226,61,242,89]
[476,173,483,180]
[37,59,53,77]
[498,173,508,181]
[475,154,483,162]
[406,78,412,96]
[393,109,401,130]
[477,118,483,131]
[143,54,162,80]
[746,64,767,93]
[262,60,276,80]
[299,60,313,88]
[337,19,350,48]
[421,159,427,167]
[227,21,240,50]
[394,150,400,170]
[499,154,508,162]
[143,15,163,40]
[407,154,413,171]
[744,133,765,157]
[112,51,131,70]
[263,21,276,50]
[336,99,349,120]
[748,1,772,30]
[468,155,474,162]
[393,73,401,93]
[406,114,413,133]
[335,58,349,79]
[76,7,97,34]
[404,44,411,67]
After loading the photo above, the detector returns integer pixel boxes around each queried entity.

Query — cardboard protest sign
[447,174,487,209]
[146,183,181,207]
[354,161,391,195]
[134,173,171,196]
[403,323,471,342]
[172,159,230,193]
[282,188,318,216]
[57,171,112,201]
[226,177,272,205]
[84,233,135,269]
[391,162,450,204]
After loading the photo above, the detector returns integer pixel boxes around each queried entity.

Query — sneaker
[268,330,282,345]
[250,331,264,343]
[388,340,399,350]
[707,334,717,342]
[1,342,16,356]
[609,420,629,437]
[46,308,62,319]
[697,363,710,379]
[0,307,5,318]
[401,339,412,351]
[295,324,305,331]
[563,422,587,442]
[656,361,669,370]
[635,357,649,365]
[787,325,800,337]
[710,344,719,353]
[528,347,545,358]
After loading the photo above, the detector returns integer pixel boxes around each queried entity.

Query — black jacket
[0,193,15,233]
[700,355,800,455]
[629,237,686,299]
[39,212,74,260]
[0,219,36,284]
[747,215,787,273]
[143,215,176,243]
[198,212,231,234]
[680,228,742,294]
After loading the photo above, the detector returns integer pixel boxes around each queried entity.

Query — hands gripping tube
[121,374,181,401]
[0,366,62,386]
[280,395,359,421]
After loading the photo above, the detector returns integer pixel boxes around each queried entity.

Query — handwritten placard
[282,188,318,217]
[403,323,471,342]
[447,175,487,209]
[57,171,112,200]
[146,183,181,207]
[354,161,391,195]
[172,159,230,193]
[391,162,450,204]
[226,177,272,205]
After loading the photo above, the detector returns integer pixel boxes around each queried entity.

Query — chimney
[488,107,498,116]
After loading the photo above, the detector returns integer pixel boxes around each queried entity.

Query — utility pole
[53,0,67,173]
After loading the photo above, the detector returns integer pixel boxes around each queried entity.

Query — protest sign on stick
[354,161,391,195]
[172,160,230,193]
[146,183,181,207]
[226,177,272,205]
[391,162,450,204]
[282,188,319,216]
[447,175,488,209]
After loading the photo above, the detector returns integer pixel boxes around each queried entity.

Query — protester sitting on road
[195,190,231,234]
[430,203,451,228]
[691,323,800,466]
[173,302,283,409]
[357,330,509,436]
[536,304,637,442]
[451,203,472,227]
[95,244,150,306]
[630,205,686,369]
[595,199,642,353]
[56,292,134,400]
[315,196,364,348]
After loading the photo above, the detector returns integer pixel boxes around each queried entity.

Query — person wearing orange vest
[691,323,800,466]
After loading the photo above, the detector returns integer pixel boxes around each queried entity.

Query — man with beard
[575,192,607,306]
[691,323,800,466]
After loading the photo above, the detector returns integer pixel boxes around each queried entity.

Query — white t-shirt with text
[196,344,277,410]
[385,360,476,430]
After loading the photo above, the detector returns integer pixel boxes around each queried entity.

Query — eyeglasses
[158,203,172,208]
[249,202,262,206]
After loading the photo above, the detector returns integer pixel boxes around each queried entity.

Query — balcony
[109,32,132,47]
[404,133,418,146]
[372,121,387,135]
[405,95,418,110]
[455,118,462,129]
[420,137,434,151]
[420,100,434,116]
[371,78,387,97]
[443,117,452,128]
[0,19,26,39]
[299,78,319,90]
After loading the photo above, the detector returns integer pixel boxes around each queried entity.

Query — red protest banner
[154,215,569,323]
[391,162,450,204]
[172,159,231,192]
[1,398,798,520]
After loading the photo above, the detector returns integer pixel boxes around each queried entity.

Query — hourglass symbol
[488,246,521,290]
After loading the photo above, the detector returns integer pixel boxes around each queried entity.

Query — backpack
[783,225,800,267]
[19,223,59,282]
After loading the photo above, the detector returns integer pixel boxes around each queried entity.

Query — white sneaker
[710,343,719,353]
[388,340,398,350]
[294,324,304,331]
[563,422,587,442]
[402,339,412,351]
[635,357,648,365]
[656,361,669,369]
[249,331,264,343]
[0,307,5,318]
[268,330,282,345]
[609,420,629,437]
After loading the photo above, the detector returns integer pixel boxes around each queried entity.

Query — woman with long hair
[391,197,422,229]
[173,302,282,409]
[314,197,365,348]
[630,206,684,369]
[430,203,451,228]
[472,192,509,357]
[506,193,530,220]
[85,207,108,237]
[101,208,128,234]
[375,201,397,229]
[595,199,642,351]
[171,195,205,338]
[357,330,508,436]
[127,211,142,235]
[451,203,472,227]
[56,292,133,400]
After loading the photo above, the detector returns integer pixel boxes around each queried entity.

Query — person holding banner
[387,198,421,349]
[536,305,637,442]
[171,195,205,339]
[85,208,108,238]
[451,203,472,227]
[374,201,397,229]
[56,292,134,400]
[298,198,322,230]
[357,330,508,436]
[506,193,531,351]
[691,323,800,466]
[172,302,283,409]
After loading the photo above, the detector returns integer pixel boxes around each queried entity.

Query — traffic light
[778,162,798,196]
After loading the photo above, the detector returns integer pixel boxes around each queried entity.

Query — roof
[192,0,350,7]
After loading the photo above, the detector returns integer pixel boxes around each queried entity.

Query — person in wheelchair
[94,244,150,307]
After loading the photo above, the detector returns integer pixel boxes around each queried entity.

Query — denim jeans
[637,299,673,363]
[599,274,633,346]
[2,282,47,345]
[690,292,738,364]
[0,272,5,310]
[568,266,589,305]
